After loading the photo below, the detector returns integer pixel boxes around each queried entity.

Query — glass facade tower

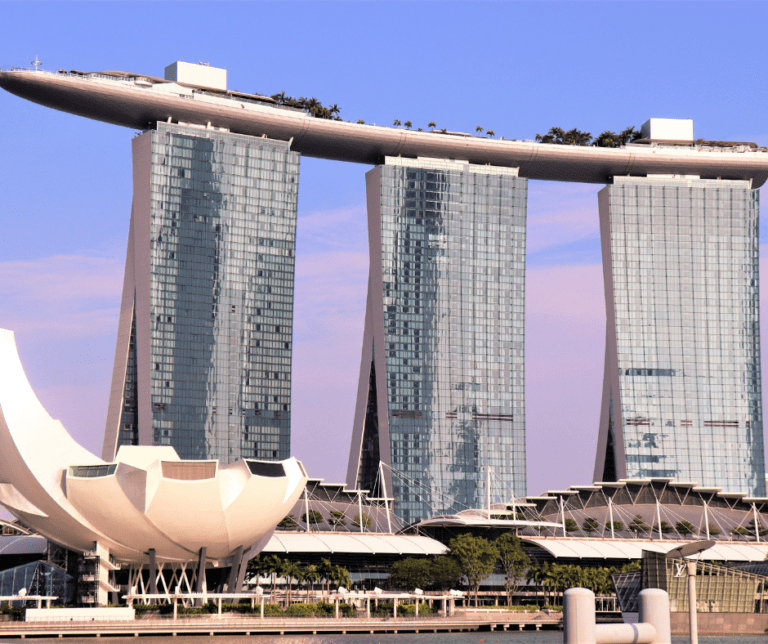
[347,157,528,525]
[594,177,766,496]
[103,122,300,463]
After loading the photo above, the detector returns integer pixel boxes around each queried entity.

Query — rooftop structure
[1,67,767,186]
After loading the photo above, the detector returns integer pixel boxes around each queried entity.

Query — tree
[328,510,347,530]
[564,518,578,532]
[302,510,324,528]
[352,513,371,530]
[476,126,484,134]
[449,534,498,606]
[302,564,319,594]
[582,518,599,535]
[277,514,299,530]
[628,515,649,534]
[486,130,495,138]
[430,556,462,590]
[393,119,401,127]
[658,521,674,534]
[496,534,531,606]
[708,522,722,536]
[357,119,365,124]
[593,130,620,148]
[331,564,351,590]
[606,520,624,533]
[427,121,436,130]
[281,560,302,604]
[390,558,431,591]
[676,520,696,536]
[731,525,751,538]
[264,555,284,595]
[246,554,271,588]
[318,558,334,594]
[404,121,412,129]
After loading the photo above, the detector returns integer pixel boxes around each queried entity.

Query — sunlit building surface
[347,157,528,525]
[103,122,300,463]
[594,177,766,495]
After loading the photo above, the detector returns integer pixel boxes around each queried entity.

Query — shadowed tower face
[594,177,766,496]
[347,158,528,525]
[103,122,300,463]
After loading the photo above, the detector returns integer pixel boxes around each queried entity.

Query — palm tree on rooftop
[404,120,412,129]
[476,126,484,134]
[428,121,436,130]
[487,130,495,138]
[393,119,401,127]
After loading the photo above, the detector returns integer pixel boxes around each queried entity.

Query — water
[3,634,765,644]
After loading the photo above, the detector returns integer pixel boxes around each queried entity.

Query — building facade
[103,122,299,463]
[594,177,766,496]
[347,157,528,525]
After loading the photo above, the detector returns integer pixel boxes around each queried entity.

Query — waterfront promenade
[0,611,562,639]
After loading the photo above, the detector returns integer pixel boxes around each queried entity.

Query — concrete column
[335,599,339,618]
[639,588,671,644]
[260,596,264,619]
[366,597,370,618]
[393,597,398,618]
[415,599,419,616]
[148,549,157,604]
[227,545,244,592]
[564,588,596,644]
[195,547,206,607]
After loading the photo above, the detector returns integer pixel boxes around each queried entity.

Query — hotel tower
[102,95,300,463]
[347,157,528,524]
[593,158,766,495]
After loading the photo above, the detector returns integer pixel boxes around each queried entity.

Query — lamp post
[665,540,715,644]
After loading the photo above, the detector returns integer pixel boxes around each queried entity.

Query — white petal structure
[0,329,307,563]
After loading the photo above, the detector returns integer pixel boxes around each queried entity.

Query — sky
[1,1,767,499]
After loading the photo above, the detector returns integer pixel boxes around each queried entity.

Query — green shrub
[286,602,316,616]
[263,603,284,615]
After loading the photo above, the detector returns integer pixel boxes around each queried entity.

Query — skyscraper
[102,122,300,463]
[593,176,766,496]
[347,157,528,525]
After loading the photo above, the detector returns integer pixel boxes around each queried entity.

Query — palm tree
[318,558,334,595]
[476,126,484,134]
[487,130,495,138]
[329,510,347,531]
[393,119,401,127]
[427,121,436,130]
[303,564,319,597]
[404,121,412,129]
[281,560,302,605]
[357,119,365,124]
[263,554,283,595]
[332,565,351,590]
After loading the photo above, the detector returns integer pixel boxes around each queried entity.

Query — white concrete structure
[0,328,307,567]
[640,118,694,143]
[164,61,226,91]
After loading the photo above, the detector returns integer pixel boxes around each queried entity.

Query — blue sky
[1,1,767,497]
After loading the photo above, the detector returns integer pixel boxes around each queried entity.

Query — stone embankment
[0,610,563,639]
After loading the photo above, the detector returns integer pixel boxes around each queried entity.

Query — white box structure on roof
[641,118,694,142]
[164,61,227,91]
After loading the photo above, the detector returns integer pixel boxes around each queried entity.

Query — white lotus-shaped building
[0,328,307,565]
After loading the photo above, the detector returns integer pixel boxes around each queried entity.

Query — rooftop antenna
[31,56,42,71]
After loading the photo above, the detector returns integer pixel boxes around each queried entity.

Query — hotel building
[593,171,765,496]
[102,120,299,463]
[347,158,528,524]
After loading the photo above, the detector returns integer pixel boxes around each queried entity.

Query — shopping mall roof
[0,535,47,556]
[522,537,768,562]
[263,532,448,556]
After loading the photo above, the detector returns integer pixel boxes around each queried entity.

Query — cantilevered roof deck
[2,67,768,187]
